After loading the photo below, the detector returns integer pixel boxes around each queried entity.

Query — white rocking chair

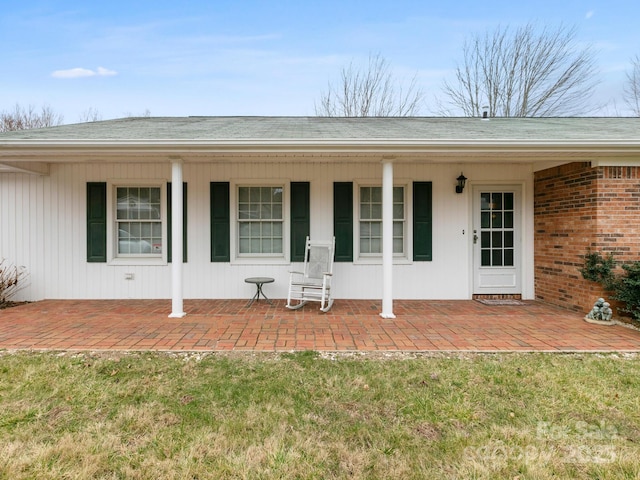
[286,236,335,312]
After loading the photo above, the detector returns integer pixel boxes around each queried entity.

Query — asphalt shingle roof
[1,116,640,143]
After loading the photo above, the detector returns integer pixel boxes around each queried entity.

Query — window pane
[481,193,491,210]
[393,187,403,202]
[371,187,382,202]
[238,223,250,237]
[360,238,370,253]
[238,203,250,219]
[360,223,370,236]
[371,221,381,236]
[504,212,513,229]
[371,204,382,219]
[272,204,282,220]
[492,249,503,266]
[481,212,490,229]
[261,238,272,253]
[492,213,502,228]
[504,193,514,210]
[239,238,250,253]
[360,187,370,202]
[492,231,502,248]
[393,238,403,253]
[273,222,282,236]
[150,187,160,204]
[492,193,502,210]
[481,250,491,266]
[361,204,371,220]
[273,238,282,253]
[261,204,272,219]
[238,187,249,202]
[393,204,404,219]
[504,231,514,248]
[393,221,403,236]
[504,249,514,266]
[481,232,490,248]
[370,238,382,253]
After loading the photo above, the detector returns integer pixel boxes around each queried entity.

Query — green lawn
[1,351,639,479]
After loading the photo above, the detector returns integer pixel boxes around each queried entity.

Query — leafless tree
[624,55,640,116]
[0,104,64,131]
[440,24,598,117]
[315,53,424,117]
[78,107,103,123]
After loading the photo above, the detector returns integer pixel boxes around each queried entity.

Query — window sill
[231,256,289,266]
[108,257,167,267]
[353,257,412,266]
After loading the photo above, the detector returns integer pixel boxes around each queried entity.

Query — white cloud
[585,10,595,19]
[96,66,117,76]
[51,66,118,79]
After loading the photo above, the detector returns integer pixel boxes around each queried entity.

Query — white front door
[473,186,521,295]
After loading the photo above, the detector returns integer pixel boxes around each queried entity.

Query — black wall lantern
[455,173,467,194]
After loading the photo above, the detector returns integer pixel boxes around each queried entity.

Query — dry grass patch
[0,351,639,479]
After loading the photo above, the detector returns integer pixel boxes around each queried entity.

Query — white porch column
[380,159,396,319]
[169,159,186,318]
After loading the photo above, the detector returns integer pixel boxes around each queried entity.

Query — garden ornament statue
[586,298,613,322]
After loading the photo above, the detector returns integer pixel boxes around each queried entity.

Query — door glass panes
[479,191,515,267]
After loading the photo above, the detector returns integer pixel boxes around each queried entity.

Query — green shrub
[579,250,616,289]
[580,250,640,321]
[613,262,640,321]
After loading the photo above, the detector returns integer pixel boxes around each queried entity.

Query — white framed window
[358,185,406,258]
[237,185,284,257]
[110,184,165,262]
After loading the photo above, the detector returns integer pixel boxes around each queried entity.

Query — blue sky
[1,0,638,122]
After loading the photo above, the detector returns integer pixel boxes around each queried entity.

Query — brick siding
[534,162,640,314]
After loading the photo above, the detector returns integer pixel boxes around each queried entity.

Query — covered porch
[1,299,640,352]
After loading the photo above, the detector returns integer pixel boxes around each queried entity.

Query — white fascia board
[2,139,640,162]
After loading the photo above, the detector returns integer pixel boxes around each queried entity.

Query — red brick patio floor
[1,299,640,352]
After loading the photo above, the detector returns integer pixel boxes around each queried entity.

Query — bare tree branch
[440,24,599,117]
[78,107,103,123]
[0,104,64,131]
[624,55,640,116]
[315,53,424,117]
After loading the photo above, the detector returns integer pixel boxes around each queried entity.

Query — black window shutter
[290,182,310,262]
[86,182,107,263]
[333,182,353,262]
[167,182,188,263]
[210,182,230,262]
[413,181,433,261]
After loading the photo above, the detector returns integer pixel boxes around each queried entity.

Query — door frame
[471,184,523,296]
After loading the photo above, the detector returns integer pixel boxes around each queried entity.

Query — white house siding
[0,160,534,301]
